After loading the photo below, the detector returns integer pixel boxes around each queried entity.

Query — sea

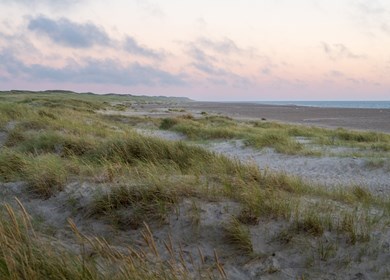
[255,101,390,109]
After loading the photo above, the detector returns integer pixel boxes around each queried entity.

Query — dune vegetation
[0,90,390,279]
[159,114,390,157]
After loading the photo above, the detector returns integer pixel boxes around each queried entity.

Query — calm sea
[255,101,390,109]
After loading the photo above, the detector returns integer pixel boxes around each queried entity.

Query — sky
[0,0,389,101]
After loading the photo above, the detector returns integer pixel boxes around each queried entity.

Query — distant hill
[1,90,193,103]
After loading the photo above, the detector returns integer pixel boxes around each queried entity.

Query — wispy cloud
[328,70,344,77]
[352,0,390,37]
[261,68,272,75]
[185,44,252,88]
[1,0,84,10]
[28,16,111,48]
[0,49,26,77]
[186,45,222,74]
[135,0,164,18]
[381,23,390,35]
[0,50,186,86]
[194,37,257,58]
[321,42,366,60]
[197,37,241,54]
[124,36,165,59]
[259,56,279,77]
[355,0,387,15]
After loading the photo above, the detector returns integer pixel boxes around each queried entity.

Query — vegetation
[0,90,389,279]
[159,115,390,156]
[224,217,253,253]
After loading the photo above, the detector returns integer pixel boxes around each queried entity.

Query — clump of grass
[159,118,179,129]
[0,102,31,120]
[238,188,294,223]
[245,131,303,154]
[16,131,63,154]
[88,133,216,172]
[92,184,178,229]
[0,149,25,181]
[38,109,57,119]
[23,154,68,197]
[370,143,390,152]
[252,121,283,129]
[173,123,238,140]
[294,209,326,237]
[102,114,154,127]
[13,131,98,157]
[317,239,337,261]
[4,129,26,147]
[160,115,239,140]
[0,203,95,279]
[259,170,309,194]
[112,103,128,111]
[204,115,233,124]
[224,217,253,254]
[180,113,194,119]
[334,129,383,143]
[337,212,371,244]
[351,186,373,204]
[287,127,316,137]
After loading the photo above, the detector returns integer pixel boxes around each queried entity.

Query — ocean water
[255,101,390,109]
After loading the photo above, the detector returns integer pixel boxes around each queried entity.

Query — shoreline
[180,101,390,133]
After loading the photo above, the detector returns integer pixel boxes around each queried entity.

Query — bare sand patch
[207,140,390,195]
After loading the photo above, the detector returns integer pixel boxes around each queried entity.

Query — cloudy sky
[0,0,389,100]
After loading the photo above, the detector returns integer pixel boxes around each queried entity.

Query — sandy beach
[179,102,390,133]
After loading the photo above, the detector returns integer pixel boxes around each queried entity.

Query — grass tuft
[0,149,25,181]
[294,209,325,237]
[92,184,177,229]
[159,118,179,130]
[224,217,253,254]
[23,154,68,198]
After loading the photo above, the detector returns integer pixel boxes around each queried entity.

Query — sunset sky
[0,0,389,100]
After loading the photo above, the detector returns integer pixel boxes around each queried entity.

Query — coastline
[181,101,390,133]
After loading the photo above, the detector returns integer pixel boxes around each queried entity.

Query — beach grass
[0,90,389,279]
[158,114,390,157]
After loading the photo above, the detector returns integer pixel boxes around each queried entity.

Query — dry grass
[0,201,228,280]
[224,217,253,254]
[23,154,68,197]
